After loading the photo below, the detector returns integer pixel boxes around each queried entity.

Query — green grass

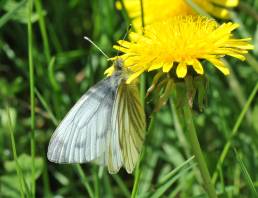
[6,106,26,197]
[27,0,36,196]
[1,0,258,197]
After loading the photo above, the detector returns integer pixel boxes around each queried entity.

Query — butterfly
[47,58,146,174]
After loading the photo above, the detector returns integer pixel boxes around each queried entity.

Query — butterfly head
[113,58,130,80]
[113,58,124,71]
[112,58,134,83]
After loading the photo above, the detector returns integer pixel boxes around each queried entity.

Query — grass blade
[0,0,27,28]
[151,161,196,198]
[35,89,58,126]
[234,149,258,197]
[131,115,155,198]
[75,165,94,198]
[34,0,51,62]
[27,0,36,196]
[6,106,25,198]
[185,0,211,18]
[157,156,195,186]
[212,82,258,184]
[112,175,130,198]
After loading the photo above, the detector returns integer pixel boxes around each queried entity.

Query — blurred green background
[1,0,258,197]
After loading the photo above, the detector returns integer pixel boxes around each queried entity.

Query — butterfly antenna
[116,24,132,57]
[123,24,132,41]
[84,36,110,59]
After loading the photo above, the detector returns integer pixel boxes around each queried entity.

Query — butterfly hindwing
[47,75,120,164]
[111,81,146,173]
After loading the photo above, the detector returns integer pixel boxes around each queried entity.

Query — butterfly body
[47,59,146,174]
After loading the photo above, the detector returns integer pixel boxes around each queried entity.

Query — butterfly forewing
[47,75,120,163]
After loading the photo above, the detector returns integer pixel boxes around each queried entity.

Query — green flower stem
[131,116,155,198]
[139,0,145,29]
[169,99,190,157]
[183,103,217,198]
[131,162,141,198]
[140,74,146,105]
[28,0,36,196]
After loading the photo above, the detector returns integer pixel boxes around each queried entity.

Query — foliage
[0,0,258,197]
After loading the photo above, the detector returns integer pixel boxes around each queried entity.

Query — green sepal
[154,78,174,112]
[194,75,208,112]
[185,75,196,108]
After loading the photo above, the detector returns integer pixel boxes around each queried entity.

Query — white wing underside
[47,75,123,170]
[47,74,145,174]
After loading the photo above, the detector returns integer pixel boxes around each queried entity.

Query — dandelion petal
[104,66,115,76]
[148,64,163,71]
[207,58,230,75]
[163,62,173,73]
[176,62,187,78]
[192,60,204,75]
[126,70,144,84]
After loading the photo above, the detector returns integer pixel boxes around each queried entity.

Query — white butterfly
[47,59,146,174]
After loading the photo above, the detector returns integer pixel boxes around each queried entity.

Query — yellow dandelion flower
[118,0,239,29]
[118,0,193,29]
[108,16,253,83]
[195,0,238,18]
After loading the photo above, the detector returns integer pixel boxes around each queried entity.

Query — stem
[0,0,26,28]
[131,116,155,198]
[75,165,94,198]
[131,162,141,198]
[169,99,190,157]
[139,0,145,105]
[185,0,211,18]
[119,0,131,26]
[28,0,36,196]
[35,0,51,62]
[35,89,58,126]
[222,59,252,123]
[113,175,131,198]
[42,159,51,197]
[246,54,258,74]
[93,168,100,198]
[140,74,146,106]
[139,0,145,29]
[238,1,258,23]
[6,107,25,198]
[183,103,217,198]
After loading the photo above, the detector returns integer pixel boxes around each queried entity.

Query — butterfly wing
[47,75,120,164]
[111,81,146,173]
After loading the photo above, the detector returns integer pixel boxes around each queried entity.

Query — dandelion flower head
[119,0,239,29]
[107,16,253,83]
